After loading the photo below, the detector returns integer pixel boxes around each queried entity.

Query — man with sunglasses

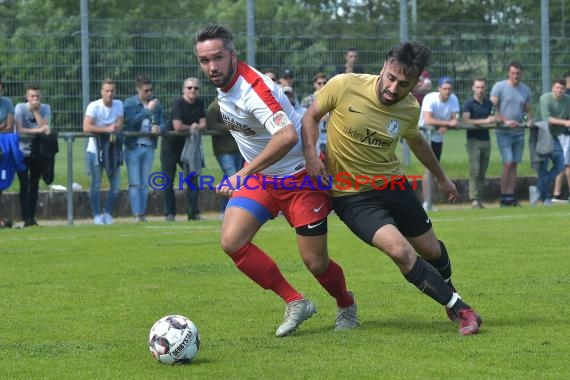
[160,77,206,221]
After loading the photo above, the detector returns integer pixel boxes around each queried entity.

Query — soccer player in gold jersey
[302,41,482,335]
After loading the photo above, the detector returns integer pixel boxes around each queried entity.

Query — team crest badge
[272,112,288,128]
[386,119,400,137]
[234,105,241,115]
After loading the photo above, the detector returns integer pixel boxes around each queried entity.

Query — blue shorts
[496,130,524,164]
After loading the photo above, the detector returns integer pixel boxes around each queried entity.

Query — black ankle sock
[450,298,471,315]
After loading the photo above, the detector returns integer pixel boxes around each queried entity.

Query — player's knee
[295,218,328,236]
[386,243,416,268]
[302,255,329,275]
[220,235,244,256]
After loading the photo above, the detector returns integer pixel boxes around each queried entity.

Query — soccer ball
[148,314,200,364]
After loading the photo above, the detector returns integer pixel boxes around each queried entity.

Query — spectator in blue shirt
[123,75,165,222]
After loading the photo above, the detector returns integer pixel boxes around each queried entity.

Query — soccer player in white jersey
[193,24,358,337]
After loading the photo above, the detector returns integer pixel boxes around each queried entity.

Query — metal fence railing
[1,19,568,132]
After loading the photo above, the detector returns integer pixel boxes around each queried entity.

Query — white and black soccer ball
[148,314,200,364]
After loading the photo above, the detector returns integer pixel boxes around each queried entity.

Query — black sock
[426,240,452,282]
[450,298,471,315]
[404,256,453,305]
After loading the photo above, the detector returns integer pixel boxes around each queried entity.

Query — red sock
[231,242,303,303]
[314,260,353,308]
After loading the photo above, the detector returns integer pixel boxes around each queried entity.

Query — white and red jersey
[218,61,310,177]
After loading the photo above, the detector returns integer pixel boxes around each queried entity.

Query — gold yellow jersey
[315,73,421,196]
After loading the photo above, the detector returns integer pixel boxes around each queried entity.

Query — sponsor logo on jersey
[342,126,395,147]
[221,113,256,136]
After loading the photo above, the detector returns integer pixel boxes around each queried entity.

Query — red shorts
[230,170,332,227]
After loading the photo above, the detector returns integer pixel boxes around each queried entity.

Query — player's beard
[209,61,235,89]
[377,73,401,106]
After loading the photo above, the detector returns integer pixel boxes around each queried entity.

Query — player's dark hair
[193,24,235,55]
[554,78,566,87]
[473,77,486,84]
[385,41,430,78]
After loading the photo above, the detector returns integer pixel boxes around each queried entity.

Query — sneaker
[457,308,483,336]
[499,199,511,207]
[93,215,104,225]
[275,298,317,337]
[335,292,359,331]
[102,213,114,225]
[529,186,540,207]
[552,194,566,203]
[543,198,553,207]
[471,200,484,209]
[511,199,521,207]
[0,219,13,228]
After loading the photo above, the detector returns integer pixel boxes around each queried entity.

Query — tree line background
[0,0,568,131]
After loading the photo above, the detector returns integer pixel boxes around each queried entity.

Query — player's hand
[216,173,240,198]
[438,177,459,202]
[305,154,327,177]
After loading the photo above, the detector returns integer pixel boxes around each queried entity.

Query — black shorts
[332,178,432,245]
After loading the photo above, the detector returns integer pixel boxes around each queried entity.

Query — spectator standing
[194,24,357,336]
[83,79,124,225]
[419,77,460,210]
[535,78,569,205]
[336,48,364,75]
[263,68,279,84]
[279,68,295,89]
[283,86,306,116]
[490,61,533,207]
[462,78,498,208]
[14,84,52,227]
[206,98,244,218]
[301,73,329,153]
[0,81,17,220]
[0,81,14,134]
[161,77,206,221]
[123,75,165,222]
[552,71,570,202]
[302,40,482,336]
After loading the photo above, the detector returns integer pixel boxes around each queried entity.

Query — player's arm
[236,121,297,178]
[301,101,328,177]
[407,134,458,202]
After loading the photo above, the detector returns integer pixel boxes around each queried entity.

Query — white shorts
[558,134,570,165]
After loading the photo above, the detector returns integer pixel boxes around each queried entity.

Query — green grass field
[1,206,569,379]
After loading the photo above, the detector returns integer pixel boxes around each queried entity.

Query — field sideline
[1,206,569,379]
